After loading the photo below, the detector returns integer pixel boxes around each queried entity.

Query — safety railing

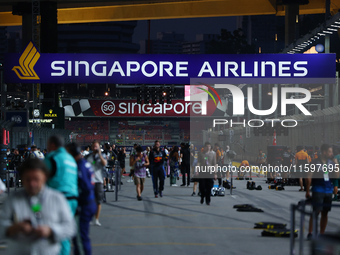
[290,199,340,255]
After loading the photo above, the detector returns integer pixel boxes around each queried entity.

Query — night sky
[7,16,238,49]
[132,17,237,43]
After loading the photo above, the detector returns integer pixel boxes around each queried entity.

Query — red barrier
[2,128,7,145]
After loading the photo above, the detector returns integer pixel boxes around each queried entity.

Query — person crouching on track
[130,146,149,201]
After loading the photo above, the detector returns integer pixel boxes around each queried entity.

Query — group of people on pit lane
[2,138,338,253]
[126,141,192,199]
[239,144,340,240]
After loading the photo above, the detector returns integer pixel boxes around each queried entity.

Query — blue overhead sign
[4,42,336,84]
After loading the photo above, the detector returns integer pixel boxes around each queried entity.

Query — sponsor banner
[61,99,220,117]
[29,107,65,128]
[4,42,336,84]
[6,111,27,127]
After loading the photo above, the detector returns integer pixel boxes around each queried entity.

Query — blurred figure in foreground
[0,159,76,255]
[44,135,78,255]
[66,143,97,255]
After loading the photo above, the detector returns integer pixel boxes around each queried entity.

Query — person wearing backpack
[30,145,45,160]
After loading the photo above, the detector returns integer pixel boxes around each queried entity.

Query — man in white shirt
[0,158,76,255]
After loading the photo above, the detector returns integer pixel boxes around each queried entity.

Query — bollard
[290,204,296,255]
[115,160,119,202]
[312,210,318,239]
[299,201,305,255]
[6,170,9,196]
[14,166,17,192]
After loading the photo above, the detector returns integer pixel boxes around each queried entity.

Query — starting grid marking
[101,214,196,217]
[92,242,216,247]
[120,226,256,231]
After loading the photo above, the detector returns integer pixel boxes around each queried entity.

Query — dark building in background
[140,31,184,54]
[182,34,219,54]
[0,27,21,78]
[7,31,21,54]
[241,15,285,53]
[58,21,139,53]
[0,27,27,65]
[140,32,220,54]
[0,27,8,64]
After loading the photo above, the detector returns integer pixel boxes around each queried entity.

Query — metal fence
[1,123,72,149]
[109,131,189,146]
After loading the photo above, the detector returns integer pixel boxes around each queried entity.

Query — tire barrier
[236,177,245,180]
[233,204,264,212]
[247,181,262,190]
[262,229,298,238]
[233,204,253,209]
[268,184,285,190]
[254,222,286,229]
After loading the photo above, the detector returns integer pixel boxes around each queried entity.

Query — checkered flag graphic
[62,99,95,117]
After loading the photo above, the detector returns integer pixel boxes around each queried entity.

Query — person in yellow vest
[239,160,250,178]
[295,146,310,191]
[314,146,320,160]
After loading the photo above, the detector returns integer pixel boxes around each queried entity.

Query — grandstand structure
[65,118,189,147]
[60,85,190,147]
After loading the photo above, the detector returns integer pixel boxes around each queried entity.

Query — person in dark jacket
[66,143,97,255]
[149,140,167,198]
[180,143,191,187]
[197,142,217,205]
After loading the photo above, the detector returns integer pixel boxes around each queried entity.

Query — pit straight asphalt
[1,175,340,254]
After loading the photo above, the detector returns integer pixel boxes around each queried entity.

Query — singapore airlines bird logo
[12,42,40,80]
